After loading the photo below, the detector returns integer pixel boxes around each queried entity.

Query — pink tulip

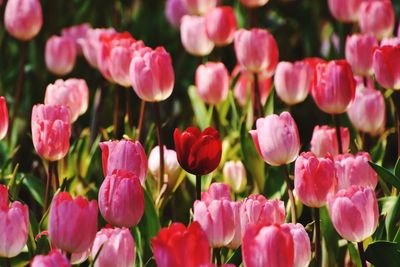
[129,46,175,102]
[223,160,247,193]
[327,0,362,23]
[45,35,77,76]
[195,62,229,104]
[345,34,378,76]
[328,186,378,242]
[180,15,214,56]
[205,6,237,46]
[380,37,400,47]
[31,250,71,267]
[201,182,232,202]
[294,152,337,208]
[234,28,279,74]
[181,0,217,15]
[359,0,394,40]
[250,112,300,166]
[283,223,312,267]
[61,23,91,54]
[99,170,144,228]
[372,45,400,90]
[49,192,98,253]
[242,223,294,267]
[148,146,181,189]
[228,201,242,249]
[239,0,269,8]
[0,185,29,258]
[0,96,9,141]
[31,104,71,161]
[312,60,356,114]
[274,61,313,105]
[310,125,350,157]
[4,0,42,41]
[99,139,148,185]
[165,0,188,28]
[91,227,135,267]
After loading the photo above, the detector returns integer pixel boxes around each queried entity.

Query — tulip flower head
[0,96,9,141]
[372,45,400,90]
[31,250,71,267]
[45,35,77,76]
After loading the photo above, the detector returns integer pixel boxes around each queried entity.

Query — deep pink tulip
[31,104,71,161]
[359,0,394,40]
[239,0,269,8]
[294,152,337,208]
[99,139,148,185]
[130,46,175,102]
[274,60,313,105]
[328,186,378,242]
[48,192,98,253]
[327,0,362,23]
[181,0,217,15]
[148,146,181,189]
[283,223,312,267]
[205,6,237,46]
[91,227,135,267]
[4,0,42,41]
[242,223,294,267]
[195,62,229,105]
[61,23,91,54]
[0,96,9,141]
[31,250,71,267]
[228,201,242,249]
[180,15,214,56]
[372,45,400,90]
[165,0,188,28]
[312,60,356,114]
[345,34,378,76]
[250,112,300,166]
[151,222,211,267]
[0,185,29,258]
[310,125,350,157]
[234,28,279,74]
[45,35,77,76]
[223,160,247,193]
[99,170,144,228]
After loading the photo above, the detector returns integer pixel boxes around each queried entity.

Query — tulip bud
[0,185,29,258]
[205,6,237,46]
[0,96,9,141]
[61,23,91,54]
[180,15,214,56]
[148,146,181,190]
[327,0,362,23]
[165,0,188,28]
[345,34,378,76]
[223,160,247,193]
[45,35,77,76]
[359,0,394,40]
[294,152,337,208]
[372,45,400,90]
[249,112,300,166]
[283,223,312,267]
[239,0,269,8]
[31,104,71,161]
[328,186,378,242]
[91,227,135,267]
[195,62,229,105]
[310,125,350,157]
[49,192,98,253]
[181,0,217,15]
[274,61,313,105]
[151,222,211,267]
[234,28,279,74]
[99,170,144,228]
[31,250,71,267]
[4,0,42,41]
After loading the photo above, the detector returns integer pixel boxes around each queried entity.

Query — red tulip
[31,250,71,267]
[328,0,362,23]
[310,125,350,157]
[174,127,222,175]
[345,34,378,76]
[0,96,9,141]
[359,0,394,40]
[372,45,400,90]
[180,15,214,56]
[205,6,237,46]
[45,35,77,76]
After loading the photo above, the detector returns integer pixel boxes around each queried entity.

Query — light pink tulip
[0,97,9,141]
[205,6,237,46]
[61,23,91,54]
[327,0,362,23]
[223,160,247,193]
[180,15,214,56]
[359,0,394,40]
[372,45,400,90]
[195,62,229,105]
[310,125,350,157]
[239,0,269,8]
[345,34,378,76]
[201,182,232,202]
[165,0,188,28]
[181,0,217,15]
[31,250,71,267]
[283,223,312,267]
[45,35,77,76]
[380,37,400,47]
[228,201,242,249]
[148,146,181,189]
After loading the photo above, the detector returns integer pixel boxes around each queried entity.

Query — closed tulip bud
[294,152,337,208]
[242,224,294,267]
[149,146,181,190]
[31,104,71,161]
[165,0,188,28]
[99,170,144,228]
[283,223,311,267]
[250,112,300,166]
[335,152,378,190]
[61,23,91,54]
[228,201,242,249]
[181,0,216,15]
[310,125,350,157]
[274,61,313,105]
[4,0,42,41]
[328,186,378,242]
[0,185,29,258]
[49,192,98,253]
[347,85,385,135]
[0,96,9,141]
[359,1,394,40]
[239,0,269,8]
[180,15,214,56]
[327,0,362,23]
[312,60,356,114]
[205,7,237,46]
[31,250,71,267]
[372,45,400,90]
[174,127,222,175]
[45,35,77,76]
[91,227,135,267]
[99,139,148,185]
[130,46,175,101]
[151,222,211,267]
[195,62,229,105]
[223,160,247,193]
[234,28,279,74]
[345,34,378,76]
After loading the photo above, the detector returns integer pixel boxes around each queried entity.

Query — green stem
[315,208,322,267]
[113,86,125,139]
[357,242,367,267]
[44,162,52,214]
[154,103,165,193]
[391,91,400,158]
[282,166,297,223]
[253,73,263,120]
[333,114,343,154]
[136,100,146,142]
[90,86,105,148]
[196,175,202,200]
[214,248,222,265]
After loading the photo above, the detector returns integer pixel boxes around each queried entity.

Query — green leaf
[264,88,275,115]
[188,85,208,130]
[22,175,45,207]
[347,242,361,267]
[369,161,400,191]
[365,241,400,267]
[395,157,400,178]
[386,194,400,240]
[226,247,242,265]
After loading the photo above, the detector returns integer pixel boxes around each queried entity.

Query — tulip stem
[125,89,134,130]
[357,242,368,267]
[90,86,106,148]
[154,102,165,194]
[137,100,146,142]
[253,73,263,120]
[53,161,59,190]
[391,91,400,157]
[213,248,222,265]
[4,258,11,267]
[333,114,343,154]
[113,86,125,139]
[196,175,202,200]
[44,162,53,214]
[282,166,297,223]
[315,208,322,267]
